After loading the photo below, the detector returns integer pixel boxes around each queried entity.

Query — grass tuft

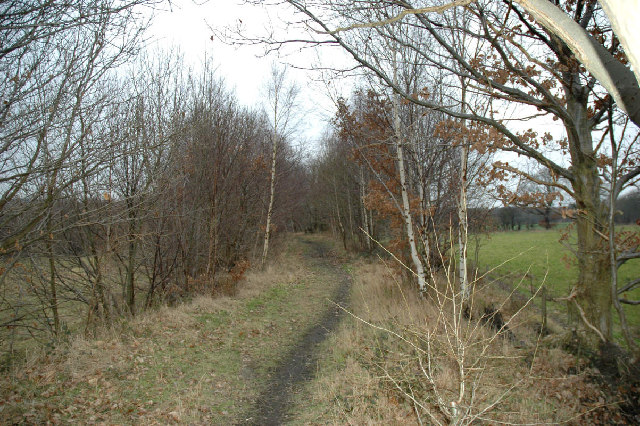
[293,256,623,424]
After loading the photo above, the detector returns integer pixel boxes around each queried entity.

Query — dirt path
[1,235,352,424]
[241,238,352,425]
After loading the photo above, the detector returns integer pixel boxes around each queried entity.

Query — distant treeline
[616,191,640,224]
[490,206,570,231]
[490,191,640,231]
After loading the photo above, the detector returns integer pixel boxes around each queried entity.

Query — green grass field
[471,226,640,334]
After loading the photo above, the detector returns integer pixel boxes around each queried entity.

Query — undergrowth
[0,235,342,424]
[294,257,630,424]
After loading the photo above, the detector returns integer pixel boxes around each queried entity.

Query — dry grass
[0,234,344,424]
[3,295,245,424]
[2,235,625,424]
[294,256,619,425]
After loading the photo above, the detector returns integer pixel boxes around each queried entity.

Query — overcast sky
[146,0,575,173]
[148,0,349,153]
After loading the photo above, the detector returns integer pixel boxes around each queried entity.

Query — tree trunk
[207,209,220,285]
[207,216,219,292]
[333,179,347,251]
[346,184,354,242]
[261,132,278,269]
[574,208,610,341]
[392,76,427,293]
[126,208,138,316]
[458,142,469,298]
[567,97,611,343]
[416,159,430,263]
[91,248,109,324]
[458,83,469,299]
[46,217,59,336]
[359,167,372,251]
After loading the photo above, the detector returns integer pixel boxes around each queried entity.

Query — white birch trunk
[458,84,469,299]
[260,64,298,268]
[458,143,469,298]
[392,61,427,293]
[599,0,640,87]
[261,130,278,269]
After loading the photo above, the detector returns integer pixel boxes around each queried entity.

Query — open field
[471,227,640,336]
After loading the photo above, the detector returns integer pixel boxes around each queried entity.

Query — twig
[573,300,606,343]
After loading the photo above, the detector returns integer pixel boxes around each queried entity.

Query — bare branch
[326,0,475,34]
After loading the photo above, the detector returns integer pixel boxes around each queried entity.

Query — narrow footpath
[1,235,352,425]
[241,238,352,425]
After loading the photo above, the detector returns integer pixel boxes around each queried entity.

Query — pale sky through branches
[147,0,573,170]
[148,0,340,151]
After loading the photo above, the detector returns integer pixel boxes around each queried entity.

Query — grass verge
[0,234,344,424]
[291,256,625,424]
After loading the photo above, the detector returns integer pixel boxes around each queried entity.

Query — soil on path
[240,238,352,425]
[0,235,351,424]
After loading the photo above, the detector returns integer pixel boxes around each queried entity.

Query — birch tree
[391,48,428,293]
[261,64,299,268]
[273,0,640,347]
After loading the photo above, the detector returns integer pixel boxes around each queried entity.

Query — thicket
[0,2,309,358]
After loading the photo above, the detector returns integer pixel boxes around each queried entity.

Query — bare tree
[261,64,299,268]
[390,47,429,293]
[315,0,640,126]
[265,0,640,347]
[0,0,151,254]
[0,0,152,340]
